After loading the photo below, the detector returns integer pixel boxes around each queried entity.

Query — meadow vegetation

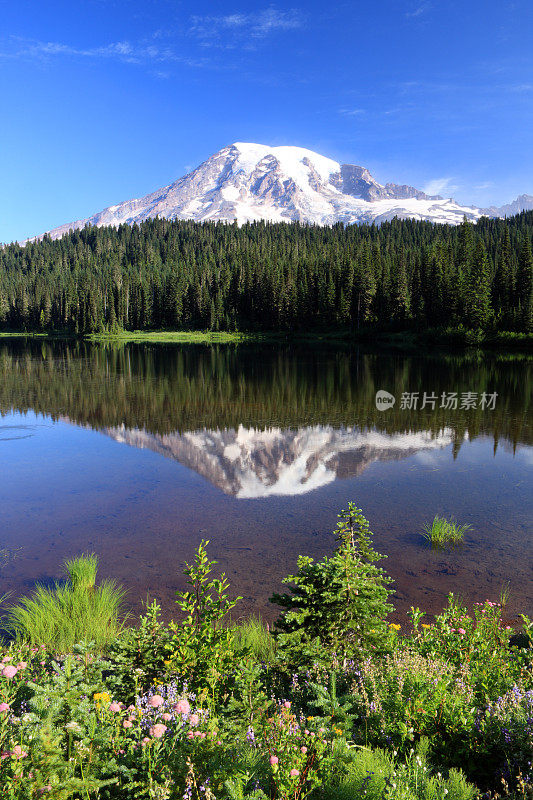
[1,505,532,799]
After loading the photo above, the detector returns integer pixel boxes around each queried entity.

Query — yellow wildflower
[422,624,431,629]
[389,623,401,631]
[93,691,111,709]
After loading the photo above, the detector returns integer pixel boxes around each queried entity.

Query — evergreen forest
[1,213,532,333]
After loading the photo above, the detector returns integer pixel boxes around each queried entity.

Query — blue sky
[1,0,532,242]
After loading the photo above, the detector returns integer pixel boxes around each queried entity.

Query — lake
[0,338,531,624]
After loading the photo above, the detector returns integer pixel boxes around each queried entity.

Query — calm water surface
[0,339,531,622]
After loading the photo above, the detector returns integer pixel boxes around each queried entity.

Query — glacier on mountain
[24,142,533,243]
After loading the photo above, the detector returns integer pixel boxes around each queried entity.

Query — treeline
[0,213,532,333]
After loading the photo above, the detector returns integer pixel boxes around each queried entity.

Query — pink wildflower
[161,712,172,721]
[189,713,200,726]
[200,732,206,739]
[187,731,194,740]
[123,720,133,728]
[269,755,279,765]
[148,695,164,708]
[109,702,121,712]
[301,746,307,754]
[458,628,466,635]
[16,662,27,670]
[174,698,191,715]
[150,723,167,739]
[0,703,10,713]
[1,665,17,679]
[141,737,151,745]
[12,745,27,759]
[283,701,291,709]
[290,769,300,778]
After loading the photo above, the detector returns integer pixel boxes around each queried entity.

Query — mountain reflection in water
[104,424,456,498]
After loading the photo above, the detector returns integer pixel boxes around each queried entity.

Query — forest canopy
[0,213,532,333]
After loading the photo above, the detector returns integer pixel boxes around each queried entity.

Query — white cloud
[405,2,431,18]
[3,36,204,68]
[339,108,366,116]
[189,8,302,41]
[423,177,459,197]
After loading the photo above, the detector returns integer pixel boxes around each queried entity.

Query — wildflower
[174,698,191,715]
[283,701,291,709]
[422,624,430,629]
[141,737,151,746]
[12,745,27,759]
[189,713,200,726]
[300,746,307,754]
[269,755,279,766]
[1,665,18,679]
[65,721,81,733]
[16,662,27,670]
[123,720,133,729]
[162,712,172,721]
[150,723,167,739]
[0,703,10,713]
[389,623,401,631]
[148,695,164,708]
[458,628,466,635]
[290,769,300,778]
[93,692,111,708]
[109,702,121,713]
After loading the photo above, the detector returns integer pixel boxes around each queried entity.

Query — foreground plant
[7,554,126,650]
[271,504,393,664]
[422,515,471,549]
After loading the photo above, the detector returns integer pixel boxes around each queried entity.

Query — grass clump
[232,616,277,662]
[422,515,471,549]
[7,553,126,650]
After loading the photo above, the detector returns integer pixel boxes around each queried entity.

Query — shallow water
[0,339,531,623]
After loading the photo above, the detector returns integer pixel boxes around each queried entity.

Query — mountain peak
[21,142,531,243]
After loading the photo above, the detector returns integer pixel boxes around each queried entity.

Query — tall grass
[7,554,127,651]
[231,616,276,662]
[422,515,471,549]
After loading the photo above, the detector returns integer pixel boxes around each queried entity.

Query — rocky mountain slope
[27,142,533,242]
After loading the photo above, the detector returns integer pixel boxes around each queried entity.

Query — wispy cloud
[189,8,303,43]
[339,107,366,116]
[475,181,494,190]
[507,83,533,92]
[423,177,459,197]
[405,2,431,18]
[2,36,205,68]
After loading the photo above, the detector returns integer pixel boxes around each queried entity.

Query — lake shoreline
[1,326,532,351]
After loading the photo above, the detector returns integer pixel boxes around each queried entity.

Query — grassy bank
[1,326,532,350]
[1,504,532,799]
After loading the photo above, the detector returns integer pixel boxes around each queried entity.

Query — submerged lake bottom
[0,339,531,624]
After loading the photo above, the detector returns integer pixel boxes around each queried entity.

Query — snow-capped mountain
[26,142,531,242]
[101,423,455,498]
